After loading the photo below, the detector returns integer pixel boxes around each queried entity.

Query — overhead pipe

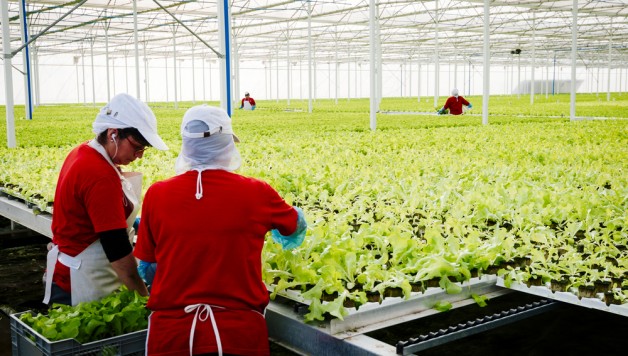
[152,0,223,58]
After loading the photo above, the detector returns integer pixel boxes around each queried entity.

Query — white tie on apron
[184,304,224,356]
[43,140,143,305]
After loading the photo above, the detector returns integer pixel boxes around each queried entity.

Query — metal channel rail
[266,280,510,355]
[0,193,52,238]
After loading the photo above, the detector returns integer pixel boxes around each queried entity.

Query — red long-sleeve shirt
[443,95,470,115]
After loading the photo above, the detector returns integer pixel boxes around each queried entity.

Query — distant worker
[437,89,472,115]
[239,91,256,110]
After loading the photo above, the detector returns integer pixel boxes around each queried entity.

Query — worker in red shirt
[43,93,169,306]
[437,88,472,115]
[134,105,306,355]
[239,91,256,110]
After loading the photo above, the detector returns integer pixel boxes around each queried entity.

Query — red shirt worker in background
[134,104,307,356]
[437,88,472,115]
[239,91,256,110]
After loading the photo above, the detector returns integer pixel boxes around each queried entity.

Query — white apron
[43,140,142,305]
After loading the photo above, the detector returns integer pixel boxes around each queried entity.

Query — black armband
[99,228,133,262]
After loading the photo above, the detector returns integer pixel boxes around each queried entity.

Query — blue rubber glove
[251,105,256,110]
[133,217,141,231]
[467,103,473,109]
[138,260,157,286]
[271,206,307,250]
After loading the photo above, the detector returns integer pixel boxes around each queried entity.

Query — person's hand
[468,103,473,109]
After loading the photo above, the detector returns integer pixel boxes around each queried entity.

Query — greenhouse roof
[3,0,628,67]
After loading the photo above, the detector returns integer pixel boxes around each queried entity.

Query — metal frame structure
[1,1,626,104]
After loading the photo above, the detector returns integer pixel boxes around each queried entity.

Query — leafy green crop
[19,287,148,344]
[2,94,627,321]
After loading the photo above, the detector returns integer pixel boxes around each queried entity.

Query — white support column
[165,56,169,102]
[335,42,339,104]
[546,54,550,98]
[112,58,116,95]
[307,1,313,113]
[104,23,111,101]
[417,61,421,103]
[81,49,86,105]
[143,40,149,102]
[347,50,351,101]
[517,50,521,99]
[263,61,267,100]
[33,46,40,107]
[369,0,377,130]
[454,62,458,90]
[531,13,536,105]
[607,21,612,101]
[173,28,178,109]
[287,28,291,106]
[233,40,239,107]
[596,58,600,95]
[208,59,213,101]
[202,55,206,101]
[482,0,490,125]
[355,60,358,99]
[400,63,403,97]
[276,43,279,103]
[2,0,16,147]
[192,44,196,104]
[328,61,331,99]
[408,61,412,98]
[125,53,129,93]
[74,56,80,103]
[434,0,439,108]
[133,0,141,99]
[376,15,382,109]
[510,53,514,96]
[178,59,183,104]
[90,38,96,106]
[570,0,577,121]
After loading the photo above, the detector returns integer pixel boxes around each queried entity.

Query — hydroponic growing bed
[1,95,627,334]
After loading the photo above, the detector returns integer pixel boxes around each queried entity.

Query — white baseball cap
[451,88,459,97]
[181,105,240,143]
[93,93,168,150]
[175,104,242,177]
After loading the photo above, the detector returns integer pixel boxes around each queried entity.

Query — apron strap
[42,245,59,304]
[184,303,224,356]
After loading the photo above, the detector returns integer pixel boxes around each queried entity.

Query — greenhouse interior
[1,1,628,355]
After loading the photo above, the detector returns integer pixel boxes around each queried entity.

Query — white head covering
[451,88,459,98]
[175,105,241,199]
[92,93,168,150]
